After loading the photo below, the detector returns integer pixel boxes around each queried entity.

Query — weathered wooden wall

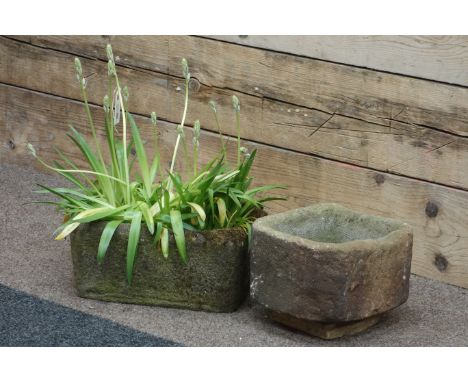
[1,35,468,288]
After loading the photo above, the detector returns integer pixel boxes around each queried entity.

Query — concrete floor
[1,163,467,346]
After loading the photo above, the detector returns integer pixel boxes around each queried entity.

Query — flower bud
[103,95,110,113]
[106,44,114,62]
[74,57,82,77]
[151,112,157,127]
[27,143,37,157]
[176,124,185,138]
[194,120,201,139]
[181,58,190,80]
[232,95,240,112]
[208,100,217,113]
[108,60,116,76]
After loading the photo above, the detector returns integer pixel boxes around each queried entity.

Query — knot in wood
[188,78,201,93]
[434,253,448,272]
[8,140,15,150]
[425,201,439,218]
[374,173,385,185]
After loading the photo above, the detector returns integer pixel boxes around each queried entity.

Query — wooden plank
[167,36,468,136]
[3,36,468,191]
[204,35,468,87]
[11,35,169,72]
[0,36,171,118]
[9,35,468,137]
[2,83,468,289]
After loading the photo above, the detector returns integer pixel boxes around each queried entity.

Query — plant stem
[106,78,122,192]
[193,144,198,177]
[113,75,131,203]
[182,133,189,180]
[170,77,189,175]
[235,110,241,167]
[80,83,106,170]
[213,111,226,157]
[153,121,159,157]
[80,76,115,205]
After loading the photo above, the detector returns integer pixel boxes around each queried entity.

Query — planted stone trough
[71,223,249,313]
[250,203,413,339]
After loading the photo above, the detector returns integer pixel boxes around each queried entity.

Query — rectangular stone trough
[250,203,413,339]
[70,222,249,313]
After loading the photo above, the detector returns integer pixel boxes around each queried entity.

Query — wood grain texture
[3,36,468,191]
[205,35,468,87]
[167,36,468,136]
[1,83,468,288]
[9,35,468,136]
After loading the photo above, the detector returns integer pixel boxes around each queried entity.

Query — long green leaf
[168,172,186,203]
[161,227,169,258]
[187,202,206,222]
[54,222,80,240]
[53,147,102,196]
[52,160,87,191]
[73,205,129,223]
[97,220,122,264]
[216,198,227,227]
[257,196,287,203]
[36,184,90,209]
[67,126,103,173]
[170,209,187,263]
[128,113,151,197]
[68,126,115,204]
[228,188,242,208]
[103,112,121,182]
[246,223,253,251]
[126,211,142,284]
[139,202,155,234]
[156,214,197,231]
[163,189,170,214]
[237,149,257,184]
[153,222,163,245]
[208,188,215,226]
[246,184,287,195]
[149,153,160,185]
[37,186,114,208]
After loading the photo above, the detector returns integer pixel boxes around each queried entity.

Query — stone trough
[250,203,413,339]
[70,223,249,313]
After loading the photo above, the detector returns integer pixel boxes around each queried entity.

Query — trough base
[74,289,240,313]
[268,310,382,340]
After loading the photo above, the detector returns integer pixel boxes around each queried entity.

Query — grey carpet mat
[0,284,179,346]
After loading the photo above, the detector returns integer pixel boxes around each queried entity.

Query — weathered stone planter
[250,203,413,339]
[70,222,249,312]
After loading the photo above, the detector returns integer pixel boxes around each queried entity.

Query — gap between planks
[3,80,468,195]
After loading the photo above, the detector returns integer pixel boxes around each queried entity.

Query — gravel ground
[1,163,467,346]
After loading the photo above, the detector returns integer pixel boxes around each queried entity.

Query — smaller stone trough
[250,203,413,339]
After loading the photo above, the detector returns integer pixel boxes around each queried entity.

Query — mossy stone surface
[251,203,413,330]
[70,222,249,312]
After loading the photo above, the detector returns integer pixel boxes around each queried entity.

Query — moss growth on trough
[71,222,249,312]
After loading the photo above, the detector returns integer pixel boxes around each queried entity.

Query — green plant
[28,44,286,284]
